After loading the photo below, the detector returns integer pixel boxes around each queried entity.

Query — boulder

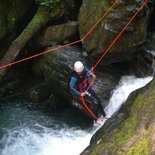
[32,46,72,107]
[31,21,78,48]
[78,0,149,64]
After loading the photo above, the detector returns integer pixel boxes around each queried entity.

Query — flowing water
[0,76,153,155]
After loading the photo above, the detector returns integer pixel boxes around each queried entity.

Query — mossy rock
[81,77,155,155]
[78,0,149,62]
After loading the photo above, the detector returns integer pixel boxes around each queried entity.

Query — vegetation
[35,0,60,6]
[0,0,68,79]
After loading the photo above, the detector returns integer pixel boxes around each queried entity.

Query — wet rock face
[0,73,21,100]
[78,0,149,63]
[148,0,155,32]
[128,49,155,77]
[32,47,72,107]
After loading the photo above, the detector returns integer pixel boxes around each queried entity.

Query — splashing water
[0,76,153,155]
[1,125,92,155]
[105,76,153,117]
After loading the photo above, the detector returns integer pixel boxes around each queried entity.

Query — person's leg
[83,94,98,118]
[88,88,106,117]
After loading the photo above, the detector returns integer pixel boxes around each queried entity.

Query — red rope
[81,0,119,41]
[0,1,118,70]
[81,96,98,120]
[77,0,119,120]
[0,40,81,70]
[81,0,148,120]
[86,0,148,93]
[93,0,148,70]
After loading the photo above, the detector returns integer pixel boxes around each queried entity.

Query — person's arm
[84,66,96,79]
[69,77,81,96]
[69,77,88,97]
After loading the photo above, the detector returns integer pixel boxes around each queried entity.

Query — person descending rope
[69,61,107,125]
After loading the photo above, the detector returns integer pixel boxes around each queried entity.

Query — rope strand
[81,0,147,120]
[0,1,118,70]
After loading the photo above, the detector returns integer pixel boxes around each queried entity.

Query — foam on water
[105,76,153,117]
[1,124,92,155]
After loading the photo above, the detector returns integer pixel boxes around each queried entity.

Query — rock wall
[78,0,149,63]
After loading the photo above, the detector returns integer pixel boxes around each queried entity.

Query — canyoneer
[69,61,107,125]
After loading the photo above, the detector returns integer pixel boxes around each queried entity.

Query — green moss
[123,138,151,155]
[122,125,153,155]
[131,92,155,120]
[114,116,139,148]
[35,0,60,7]
[90,116,139,155]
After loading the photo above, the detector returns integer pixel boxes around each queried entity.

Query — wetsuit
[69,66,106,118]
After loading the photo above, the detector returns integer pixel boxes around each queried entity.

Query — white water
[105,76,153,117]
[1,125,92,155]
[0,76,153,155]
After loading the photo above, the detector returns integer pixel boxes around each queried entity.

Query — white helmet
[74,61,84,72]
